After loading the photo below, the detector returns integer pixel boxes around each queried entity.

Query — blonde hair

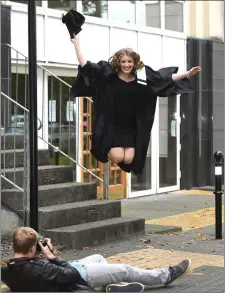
[108,48,144,72]
[12,227,39,254]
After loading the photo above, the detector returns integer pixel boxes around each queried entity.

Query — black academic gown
[70,61,193,174]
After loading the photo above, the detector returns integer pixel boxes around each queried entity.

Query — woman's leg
[108,147,124,164]
[82,263,170,288]
[124,147,135,164]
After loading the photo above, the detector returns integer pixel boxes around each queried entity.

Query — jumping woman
[70,34,201,174]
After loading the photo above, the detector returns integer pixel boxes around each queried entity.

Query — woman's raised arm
[71,34,87,67]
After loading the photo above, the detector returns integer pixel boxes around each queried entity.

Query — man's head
[12,227,39,257]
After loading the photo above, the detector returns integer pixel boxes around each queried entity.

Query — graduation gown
[70,61,194,174]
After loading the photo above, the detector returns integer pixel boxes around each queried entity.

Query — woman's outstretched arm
[71,33,87,67]
[172,66,202,81]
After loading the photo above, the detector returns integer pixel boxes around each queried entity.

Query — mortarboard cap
[62,9,85,38]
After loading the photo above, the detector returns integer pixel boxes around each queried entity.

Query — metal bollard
[54,147,59,165]
[213,151,223,239]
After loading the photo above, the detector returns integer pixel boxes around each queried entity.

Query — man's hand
[44,238,53,251]
[38,238,55,259]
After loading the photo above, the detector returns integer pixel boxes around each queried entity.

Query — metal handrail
[1,91,103,182]
[1,92,29,113]
[0,174,24,192]
[39,136,103,182]
[1,92,42,131]
[4,43,93,103]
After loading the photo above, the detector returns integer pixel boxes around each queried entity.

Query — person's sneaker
[165,259,191,285]
[106,282,144,292]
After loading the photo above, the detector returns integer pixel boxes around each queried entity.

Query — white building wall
[8,3,186,71]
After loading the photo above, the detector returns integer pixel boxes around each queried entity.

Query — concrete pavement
[1,189,224,292]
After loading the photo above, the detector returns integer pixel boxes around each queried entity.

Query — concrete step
[39,200,121,230]
[1,182,97,211]
[45,216,145,249]
[1,165,73,189]
[1,134,25,150]
[1,149,50,168]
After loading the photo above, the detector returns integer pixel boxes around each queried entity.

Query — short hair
[12,227,39,254]
[108,48,144,72]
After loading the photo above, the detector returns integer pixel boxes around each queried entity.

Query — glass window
[9,0,42,6]
[11,73,29,110]
[145,1,161,28]
[48,76,77,162]
[108,0,135,23]
[48,0,77,10]
[165,1,184,32]
[82,0,108,18]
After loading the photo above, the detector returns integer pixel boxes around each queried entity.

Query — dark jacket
[1,257,93,292]
[70,61,193,174]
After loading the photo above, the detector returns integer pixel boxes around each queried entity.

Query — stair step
[45,216,145,249]
[1,182,97,211]
[1,134,25,150]
[1,165,73,189]
[1,149,49,168]
[39,200,121,230]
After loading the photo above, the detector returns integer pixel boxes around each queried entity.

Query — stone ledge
[145,224,182,234]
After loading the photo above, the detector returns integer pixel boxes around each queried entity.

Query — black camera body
[36,236,47,251]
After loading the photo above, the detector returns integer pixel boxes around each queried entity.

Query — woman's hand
[188,66,202,77]
[71,33,79,46]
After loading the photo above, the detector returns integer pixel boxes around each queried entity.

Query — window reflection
[165,1,184,32]
[108,0,135,23]
[145,1,161,28]
[82,0,108,18]
[48,0,77,10]
[9,0,41,6]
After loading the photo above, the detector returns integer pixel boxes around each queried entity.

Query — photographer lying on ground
[1,227,191,292]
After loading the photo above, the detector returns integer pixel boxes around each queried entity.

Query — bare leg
[108,147,124,164]
[124,147,135,164]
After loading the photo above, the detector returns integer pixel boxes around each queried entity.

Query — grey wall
[212,41,224,155]
[180,38,224,189]
[1,4,11,130]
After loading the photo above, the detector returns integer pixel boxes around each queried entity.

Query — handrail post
[103,163,109,200]
[28,0,39,231]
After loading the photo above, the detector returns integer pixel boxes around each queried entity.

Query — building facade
[2,0,211,198]
[180,0,224,189]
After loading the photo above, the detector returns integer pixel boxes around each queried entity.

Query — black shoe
[106,282,144,292]
[165,259,191,285]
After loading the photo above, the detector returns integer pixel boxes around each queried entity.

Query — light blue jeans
[69,254,170,288]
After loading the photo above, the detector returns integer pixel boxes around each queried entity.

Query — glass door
[129,118,157,198]
[157,94,180,192]
[128,94,180,198]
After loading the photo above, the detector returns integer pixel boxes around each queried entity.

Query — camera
[36,236,47,252]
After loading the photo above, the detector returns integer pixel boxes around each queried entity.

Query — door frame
[156,94,181,194]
